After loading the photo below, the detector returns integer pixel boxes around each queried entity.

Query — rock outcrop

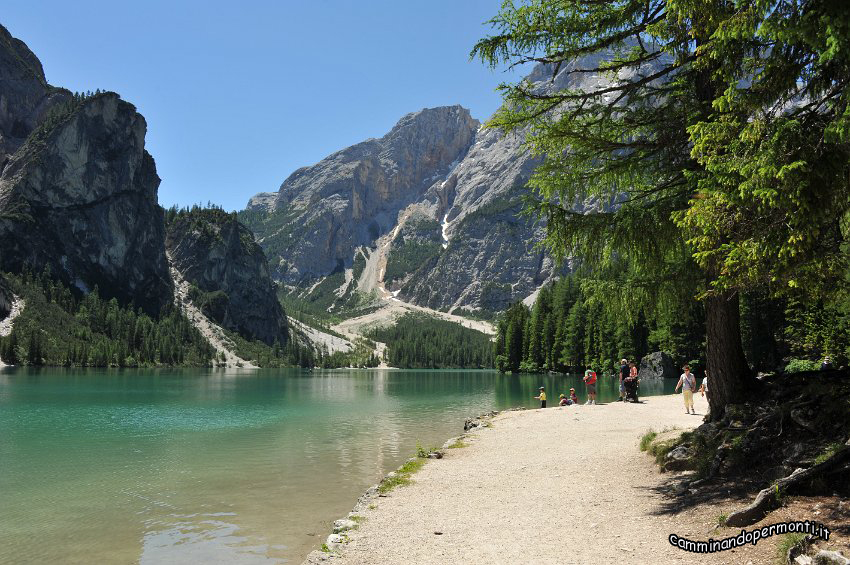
[244,106,479,284]
[0,91,171,314]
[166,208,287,345]
[0,24,172,314]
[638,351,678,379]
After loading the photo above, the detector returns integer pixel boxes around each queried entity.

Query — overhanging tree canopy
[474,0,850,418]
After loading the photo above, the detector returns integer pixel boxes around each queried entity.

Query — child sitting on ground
[569,388,579,405]
[559,394,570,406]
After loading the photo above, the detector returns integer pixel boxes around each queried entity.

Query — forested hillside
[367,313,494,369]
[495,275,850,375]
[0,270,215,367]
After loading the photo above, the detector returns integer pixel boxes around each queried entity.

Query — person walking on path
[619,359,629,401]
[534,386,547,409]
[675,365,697,415]
[583,367,597,405]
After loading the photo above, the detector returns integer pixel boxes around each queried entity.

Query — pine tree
[471,0,850,417]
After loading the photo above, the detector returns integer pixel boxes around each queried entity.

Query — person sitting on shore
[559,394,569,406]
[534,387,547,409]
[569,388,578,405]
[619,359,629,401]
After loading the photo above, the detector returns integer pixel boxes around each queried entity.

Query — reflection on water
[0,367,675,564]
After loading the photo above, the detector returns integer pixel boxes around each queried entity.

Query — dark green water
[0,368,675,564]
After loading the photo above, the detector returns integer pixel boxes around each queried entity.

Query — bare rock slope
[166,208,288,345]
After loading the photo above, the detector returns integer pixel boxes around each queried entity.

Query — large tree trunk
[704,289,755,420]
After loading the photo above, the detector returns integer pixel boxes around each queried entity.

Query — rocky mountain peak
[245,105,479,284]
[0,24,71,169]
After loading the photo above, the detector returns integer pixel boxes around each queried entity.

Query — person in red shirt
[583,367,597,405]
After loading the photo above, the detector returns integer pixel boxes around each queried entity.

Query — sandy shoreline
[304,393,715,564]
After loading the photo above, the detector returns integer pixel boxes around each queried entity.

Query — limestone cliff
[0,91,171,313]
[166,208,287,345]
[245,106,478,284]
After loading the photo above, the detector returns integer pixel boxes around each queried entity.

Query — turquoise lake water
[0,368,675,564]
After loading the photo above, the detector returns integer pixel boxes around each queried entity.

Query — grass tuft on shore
[377,459,425,494]
[639,430,658,452]
[448,439,469,449]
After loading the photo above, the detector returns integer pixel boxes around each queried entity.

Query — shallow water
[0,367,675,564]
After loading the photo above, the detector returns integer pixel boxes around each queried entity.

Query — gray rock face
[245,191,276,211]
[166,209,287,345]
[0,91,172,314]
[0,24,70,170]
[247,106,479,283]
[638,351,678,379]
[401,197,554,311]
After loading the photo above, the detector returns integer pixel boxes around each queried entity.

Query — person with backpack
[583,367,597,405]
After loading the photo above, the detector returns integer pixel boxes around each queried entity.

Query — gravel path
[316,394,709,565]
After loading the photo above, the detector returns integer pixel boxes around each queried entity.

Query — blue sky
[4,1,521,211]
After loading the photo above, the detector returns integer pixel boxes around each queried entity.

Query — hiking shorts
[586,383,596,394]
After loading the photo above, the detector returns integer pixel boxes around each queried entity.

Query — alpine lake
[0,368,676,564]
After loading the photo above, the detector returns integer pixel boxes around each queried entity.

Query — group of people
[532,358,710,413]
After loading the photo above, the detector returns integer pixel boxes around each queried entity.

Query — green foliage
[366,313,494,369]
[784,358,821,374]
[813,442,844,466]
[0,270,214,367]
[315,339,380,369]
[165,204,245,247]
[495,274,703,374]
[221,328,313,369]
[784,293,850,366]
[639,430,658,452]
[474,0,850,299]
[188,284,230,322]
[776,533,808,563]
[22,90,109,152]
[236,206,301,276]
[377,458,425,494]
[385,241,442,283]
